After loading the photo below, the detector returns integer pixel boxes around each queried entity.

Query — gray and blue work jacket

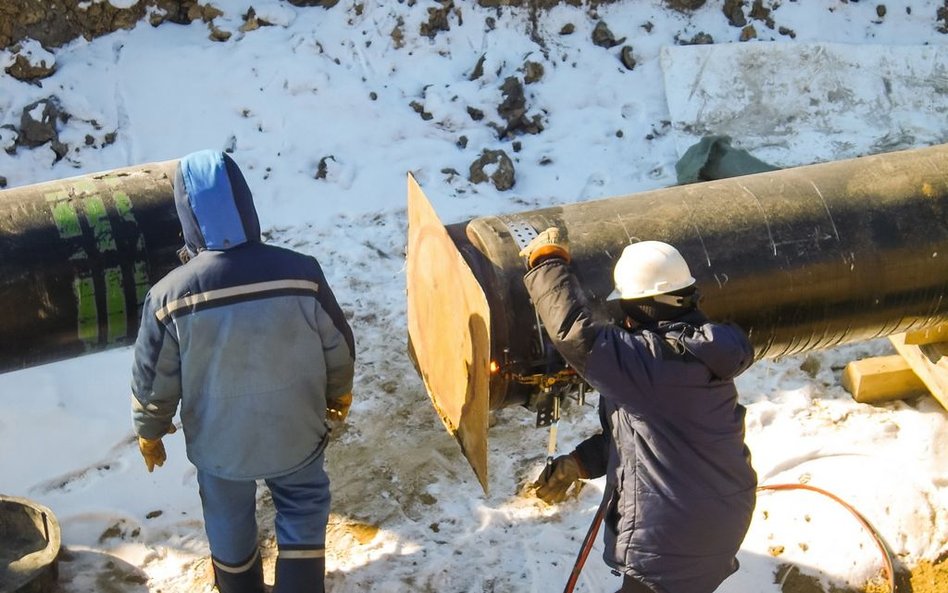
[524,258,757,593]
[131,150,355,481]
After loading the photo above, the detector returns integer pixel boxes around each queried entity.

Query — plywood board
[406,174,492,491]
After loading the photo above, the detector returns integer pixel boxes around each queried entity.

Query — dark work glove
[176,245,192,264]
[532,454,584,504]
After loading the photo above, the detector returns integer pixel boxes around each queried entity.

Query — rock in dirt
[524,60,544,84]
[420,1,455,39]
[723,0,747,27]
[18,97,65,149]
[592,21,625,48]
[469,149,515,191]
[5,42,56,81]
[664,0,707,11]
[620,45,636,70]
[497,77,543,137]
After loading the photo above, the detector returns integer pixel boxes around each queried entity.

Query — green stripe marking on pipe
[115,191,152,308]
[105,267,127,343]
[45,191,82,239]
[82,196,117,253]
[133,261,150,306]
[73,179,96,193]
[113,191,135,221]
[113,190,148,251]
[74,275,98,346]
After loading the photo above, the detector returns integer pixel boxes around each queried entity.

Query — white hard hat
[607,241,696,301]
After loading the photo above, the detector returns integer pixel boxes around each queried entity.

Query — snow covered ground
[1,1,946,592]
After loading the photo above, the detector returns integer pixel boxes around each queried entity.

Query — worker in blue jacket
[521,229,757,593]
[131,150,355,593]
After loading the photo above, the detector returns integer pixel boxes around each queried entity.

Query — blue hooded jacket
[525,258,756,593]
[131,150,355,480]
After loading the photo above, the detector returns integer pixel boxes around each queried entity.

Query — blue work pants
[197,453,331,565]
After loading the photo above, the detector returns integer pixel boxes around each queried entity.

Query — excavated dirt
[0,0,622,51]
[904,559,948,593]
[0,1,200,49]
[775,557,948,592]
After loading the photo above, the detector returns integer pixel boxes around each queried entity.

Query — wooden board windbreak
[406,174,492,492]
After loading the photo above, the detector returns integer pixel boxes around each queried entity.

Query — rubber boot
[273,555,325,593]
[213,551,266,593]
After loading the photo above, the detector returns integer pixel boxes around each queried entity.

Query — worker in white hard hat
[520,229,757,593]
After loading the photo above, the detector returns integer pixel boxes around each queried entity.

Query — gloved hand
[176,245,192,264]
[138,424,177,473]
[327,392,353,422]
[531,453,585,504]
[519,227,571,269]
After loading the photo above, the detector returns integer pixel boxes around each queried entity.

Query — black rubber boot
[273,554,325,593]
[213,551,266,593]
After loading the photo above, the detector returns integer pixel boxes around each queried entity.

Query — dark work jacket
[524,259,757,593]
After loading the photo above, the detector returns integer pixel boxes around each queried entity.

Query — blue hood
[173,150,261,254]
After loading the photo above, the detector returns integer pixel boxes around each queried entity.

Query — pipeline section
[0,161,181,373]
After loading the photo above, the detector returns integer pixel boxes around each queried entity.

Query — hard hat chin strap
[652,293,687,307]
[621,288,699,325]
[651,288,700,309]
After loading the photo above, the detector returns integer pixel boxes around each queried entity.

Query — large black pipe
[0,161,181,373]
[446,143,948,410]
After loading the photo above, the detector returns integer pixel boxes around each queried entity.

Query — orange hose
[563,493,608,593]
[758,483,896,593]
[564,483,895,593]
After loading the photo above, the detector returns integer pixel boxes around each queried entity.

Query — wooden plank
[888,333,948,411]
[903,323,948,345]
[406,174,492,492]
[841,355,927,403]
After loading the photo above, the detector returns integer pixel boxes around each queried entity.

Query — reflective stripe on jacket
[132,245,354,480]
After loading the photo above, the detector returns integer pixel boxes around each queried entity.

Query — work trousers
[197,452,330,592]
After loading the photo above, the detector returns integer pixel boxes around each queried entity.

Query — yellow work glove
[518,227,571,269]
[138,424,176,473]
[531,454,584,504]
[327,392,353,423]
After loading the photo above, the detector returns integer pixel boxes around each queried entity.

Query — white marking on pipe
[808,180,841,242]
[740,184,777,256]
[681,198,712,267]
[615,213,634,245]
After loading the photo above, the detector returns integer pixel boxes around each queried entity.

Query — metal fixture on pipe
[407,143,948,490]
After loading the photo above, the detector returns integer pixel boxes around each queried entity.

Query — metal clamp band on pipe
[498,217,538,251]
